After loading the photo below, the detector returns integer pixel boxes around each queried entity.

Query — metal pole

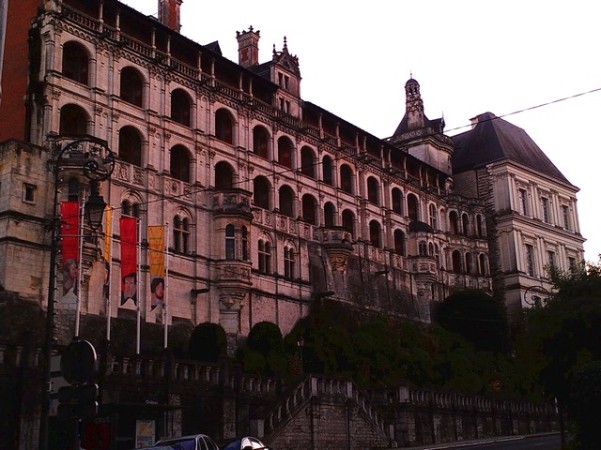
[39,155,61,450]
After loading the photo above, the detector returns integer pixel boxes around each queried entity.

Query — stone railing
[104,354,221,385]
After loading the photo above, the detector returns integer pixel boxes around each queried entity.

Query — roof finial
[283,36,288,51]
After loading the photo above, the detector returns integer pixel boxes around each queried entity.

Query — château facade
[0,0,585,347]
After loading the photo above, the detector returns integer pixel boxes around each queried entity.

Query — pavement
[397,432,560,449]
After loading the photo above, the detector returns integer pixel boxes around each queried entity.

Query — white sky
[122,0,601,263]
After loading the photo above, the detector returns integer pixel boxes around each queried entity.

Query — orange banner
[148,225,165,310]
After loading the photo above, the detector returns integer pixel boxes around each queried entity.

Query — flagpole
[105,206,113,342]
[74,199,85,338]
[136,218,142,355]
[164,222,170,349]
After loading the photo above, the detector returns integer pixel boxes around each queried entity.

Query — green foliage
[247,321,284,356]
[234,298,525,397]
[241,322,286,376]
[434,289,511,354]
[189,322,226,362]
[519,263,601,405]
[567,361,601,449]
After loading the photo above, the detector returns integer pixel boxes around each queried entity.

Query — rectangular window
[561,205,570,230]
[568,257,576,272]
[23,183,36,203]
[518,188,528,215]
[525,244,535,276]
[541,197,550,222]
[547,250,556,269]
[284,75,289,89]
[284,247,295,280]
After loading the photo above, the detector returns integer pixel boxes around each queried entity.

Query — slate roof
[451,112,572,186]
[394,115,445,136]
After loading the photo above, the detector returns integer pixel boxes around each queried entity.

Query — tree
[241,322,287,376]
[189,322,226,362]
[433,289,510,354]
[568,361,601,449]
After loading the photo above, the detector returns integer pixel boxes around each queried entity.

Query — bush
[189,322,226,362]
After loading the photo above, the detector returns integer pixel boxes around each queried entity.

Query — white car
[221,436,272,450]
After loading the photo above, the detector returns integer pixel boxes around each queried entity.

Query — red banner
[119,217,137,306]
[60,201,80,262]
[61,201,80,298]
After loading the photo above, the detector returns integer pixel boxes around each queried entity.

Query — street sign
[57,383,99,420]
[60,340,97,384]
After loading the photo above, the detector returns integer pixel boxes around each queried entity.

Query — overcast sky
[122,0,601,263]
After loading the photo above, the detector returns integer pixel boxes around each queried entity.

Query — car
[155,433,220,450]
[221,436,272,450]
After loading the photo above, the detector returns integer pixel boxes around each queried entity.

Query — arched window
[215,108,234,144]
[300,146,315,178]
[367,176,379,205]
[323,202,335,227]
[253,125,270,158]
[465,252,474,274]
[241,226,249,260]
[452,250,462,273]
[394,230,406,256]
[258,239,272,274]
[322,155,333,185]
[253,176,270,209]
[121,199,140,218]
[429,204,437,230]
[170,145,191,182]
[369,220,381,248]
[418,241,427,256]
[284,246,296,280]
[449,211,459,235]
[340,164,353,194]
[118,126,142,166]
[342,210,355,238]
[277,136,294,168]
[171,89,191,126]
[479,253,488,275]
[462,213,470,236]
[59,104,88,135]
[225,224,235,260]
[279,185,295,217]
[392,188,403,215]
[173,215,190,254]
[407,193,419,221]
[62,41,89,85]
[428,242,435,256]
[68,177,80,201]
[120,66,144,107]
[215,161,234,190]
[302,194,317,225]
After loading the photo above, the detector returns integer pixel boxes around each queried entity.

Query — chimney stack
[158,0,182,32]
[236,26,260,68]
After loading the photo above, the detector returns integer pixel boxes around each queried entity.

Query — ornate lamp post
[39,137,114,450]
[523,285,552,308]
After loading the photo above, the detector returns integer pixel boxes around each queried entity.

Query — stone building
[0,0,583,447]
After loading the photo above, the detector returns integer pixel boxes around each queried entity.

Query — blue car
[155,433,220,450]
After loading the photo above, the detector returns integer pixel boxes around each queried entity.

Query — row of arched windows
[62,41,193,127]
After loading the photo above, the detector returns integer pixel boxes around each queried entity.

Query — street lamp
[39,137,114,450]
[297,336,305,376]
[523,285,552,308]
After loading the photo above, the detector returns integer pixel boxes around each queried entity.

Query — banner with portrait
[60,201,80,300]
[119,217,137,306]
[147,226,165,311]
